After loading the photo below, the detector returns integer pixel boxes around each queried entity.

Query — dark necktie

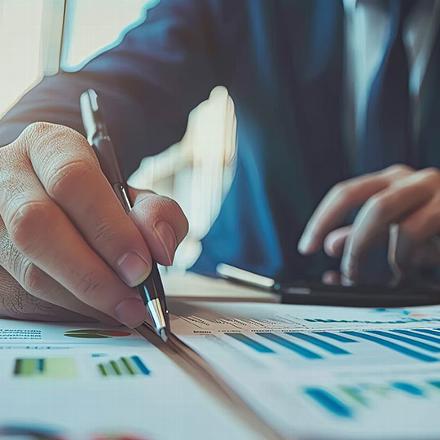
[359,0,416,174]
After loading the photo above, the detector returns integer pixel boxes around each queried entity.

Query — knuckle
[21,260,44,294]
[330,181,356,204]
[8,201,54,256]
[74,270,103,302]
[386,164,413,175]
[418,167,440,185]
[25,121,54,137]
[365,195,388,218]
[93,219,118,245]
[46,159,95,199]
[330,182,347,197]
[22,122,60,150]
[24,122,90,162]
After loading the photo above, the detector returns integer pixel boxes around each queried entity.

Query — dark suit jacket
[0,0,439,279]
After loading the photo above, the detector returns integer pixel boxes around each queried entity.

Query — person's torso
[192,0,440,280]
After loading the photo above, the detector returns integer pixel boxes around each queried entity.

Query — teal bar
[410,329,440,338]
[226,333,275,353]
[287,332,350,355]
[343,331,438,363]
[131,355,151,375]
[257,333,322,359]
[391,382,425,397]
[305,387,353,418]
[369,330,440,353]
[317,332,358,343]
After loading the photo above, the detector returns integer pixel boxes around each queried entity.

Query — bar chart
[13,357,76,378]
[304,378,440,419]
[96,355,150,377]
[224,327,440,363]
[174,303,440,439]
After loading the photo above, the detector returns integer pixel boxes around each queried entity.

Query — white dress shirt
[343,0,440,156]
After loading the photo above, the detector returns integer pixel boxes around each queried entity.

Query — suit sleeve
[0,0,220,178]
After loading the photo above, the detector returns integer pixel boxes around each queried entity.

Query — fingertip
[116,251,152,287]
[341,252,358,283]
[298,234,316,255]
[324,234,343,257]
[323,236,337,257]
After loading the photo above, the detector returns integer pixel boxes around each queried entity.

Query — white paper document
[0,319,259,440]
[170,301,440,439]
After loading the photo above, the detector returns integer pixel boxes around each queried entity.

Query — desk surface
[163,271,278,302]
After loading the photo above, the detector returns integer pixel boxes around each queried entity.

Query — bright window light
[0,0,45,116]
[61,0,154,70]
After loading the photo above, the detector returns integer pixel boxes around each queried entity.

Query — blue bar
[393,330,440,345]
[317,332,358,343]
[226,333,275,353]
[391,382,425,396]
[304,387,353,418]
[131,355,150,375]
[257,333,322,359]
[368,330,440,353]
[343,331,439,363]
[411,329,440,338]
[287,332,350,355]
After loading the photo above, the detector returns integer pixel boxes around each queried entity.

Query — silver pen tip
[158,327,168,342]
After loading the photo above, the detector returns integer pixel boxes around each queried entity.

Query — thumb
[128,188,189,266]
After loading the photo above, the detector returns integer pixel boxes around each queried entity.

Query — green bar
[110,360,122,376]
[44,358,76,378]
[339,386,369,407]
[20,359,38,376]
[121,357,136,375]
[98,363,108,376]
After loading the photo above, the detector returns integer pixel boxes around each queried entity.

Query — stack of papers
[0,319,260,440]
[2,293,440,439]
[171,301,440,439]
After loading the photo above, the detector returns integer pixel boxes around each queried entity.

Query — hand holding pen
[80,89,189,339]
[0,113,188,326]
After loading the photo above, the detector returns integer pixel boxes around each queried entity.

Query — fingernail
[341,252,357,281]
[154,221,177,264]
[114,297,146,328]
[298,234,313,254]
[394,229,414,273]
[117,252,150,286]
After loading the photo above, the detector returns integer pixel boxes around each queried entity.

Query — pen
[80,89,170,342]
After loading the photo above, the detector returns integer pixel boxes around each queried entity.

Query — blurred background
[0,0,237,271]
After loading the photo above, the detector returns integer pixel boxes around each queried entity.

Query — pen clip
[80,89,108,145]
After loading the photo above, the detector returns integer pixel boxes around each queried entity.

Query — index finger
[298,165,413,255]
[341,180,432,280]
[298,174,389,254]
[26,123,153,287]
